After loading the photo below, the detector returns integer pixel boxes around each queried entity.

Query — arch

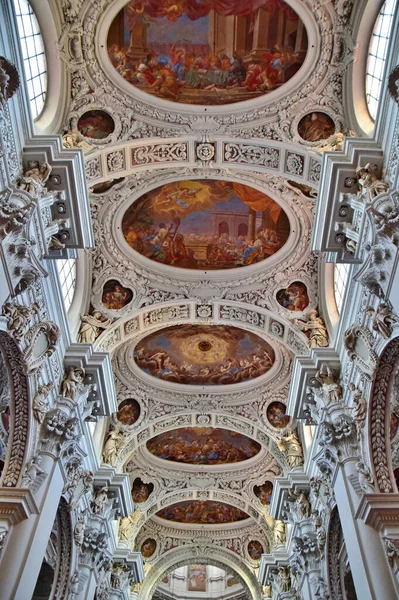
[237,222,248,237]
[0,331,31,488]
[139,545,262,600]
[368,335,399,493]
[219,222,229,236]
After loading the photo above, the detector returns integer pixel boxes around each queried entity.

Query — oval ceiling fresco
[122,180,290,271]
[107,0,307,106]
[146,427,261,464]
[156,500,249,524]
[134,324,275,385]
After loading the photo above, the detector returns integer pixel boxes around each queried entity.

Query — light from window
[366,0,397,120]
[334,263,350,314]
[13,0,47,119]
[56,259,76,313]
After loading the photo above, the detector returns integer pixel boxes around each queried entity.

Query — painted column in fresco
[251,8,270,62]
[334,458,398,600]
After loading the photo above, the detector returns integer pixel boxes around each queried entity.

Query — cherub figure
[17,162,52,197]
[366,303,398,339]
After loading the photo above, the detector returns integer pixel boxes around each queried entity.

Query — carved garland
[369,337,399,493]
[327,507,344,600]
[52,499,73,600]
[0,331,30,487]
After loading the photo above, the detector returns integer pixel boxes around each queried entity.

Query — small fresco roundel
[77,110,115,139]
[102,280,133,310]
[248,540,264,561]
[266,401,290,429]
[122,180,290,271]
[276,281,309,311]
[297,112,335,142]
[107,1,308,107]
[117,398,140,425]
[134,324,275,386]
[132,478,154,503]
[254,481,274,505]
[141,538,156,558]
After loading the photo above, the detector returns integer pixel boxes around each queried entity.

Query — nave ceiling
[54,0,361,595]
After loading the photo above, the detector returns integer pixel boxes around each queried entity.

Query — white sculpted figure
[366,303,398,339]
[103,427,122,466]
[356,163,389,200]
[294,310,329,348]
[277,428,304,468]
[278,567,291,592]
[62,130,93,154]
[288,488,310,519]
[266,517,286,547]
[313,366,342,404]
[32,382,54,423]
[78,311,112,344]
[17,162,52,197]
[61,366,86,402]
[349,383,367,440]
[119,514,136,544]
[91,486,109,515]
[2,301,39,341]
[22,455,45,487]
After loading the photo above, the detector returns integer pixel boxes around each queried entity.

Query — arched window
[56,259,76,313]
[334,263,350,314]
[13,0,47,119]
[366,0,397,120]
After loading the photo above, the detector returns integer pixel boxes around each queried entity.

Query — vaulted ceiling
[57,0,361,596]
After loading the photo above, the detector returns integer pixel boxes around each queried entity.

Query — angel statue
[102,427,124,466]
[78,310,112,344]
[293,309,329,348]
[119,513,137,545]
[276,428,304,468]
[60,366,86,402]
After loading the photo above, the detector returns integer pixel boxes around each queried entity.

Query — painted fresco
[391,413,399,440]
[117,399,141,425]
[107,0,307,106]
[266,401,290,428]
[102,280,133,310]
[254,481,274,505]
[77,110,115,139]
[146,427,261,464]
[187,565,207,592]
[276,281,309,311]
[297,112,335,142]
[248,540,264,560]
[122,180,290,271]
[227,576,240,587]
[141,538,157,558]
[134,324,275,385]
[90,178,125,194]
[156,500,249,524]
[132,478,154,503]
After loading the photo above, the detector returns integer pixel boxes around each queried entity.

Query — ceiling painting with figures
[133,324,275,385]
[107,0,307,105]
[122,179,290,271]
[156,500,249,524]
[146,427,261,465]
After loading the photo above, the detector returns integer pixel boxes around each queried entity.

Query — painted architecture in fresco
[156,501,249,524]
[107,0,308,105]
[146,427,261,464]
[134,324,275,385]
[122,180,290,270]
[187,565,207,592]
